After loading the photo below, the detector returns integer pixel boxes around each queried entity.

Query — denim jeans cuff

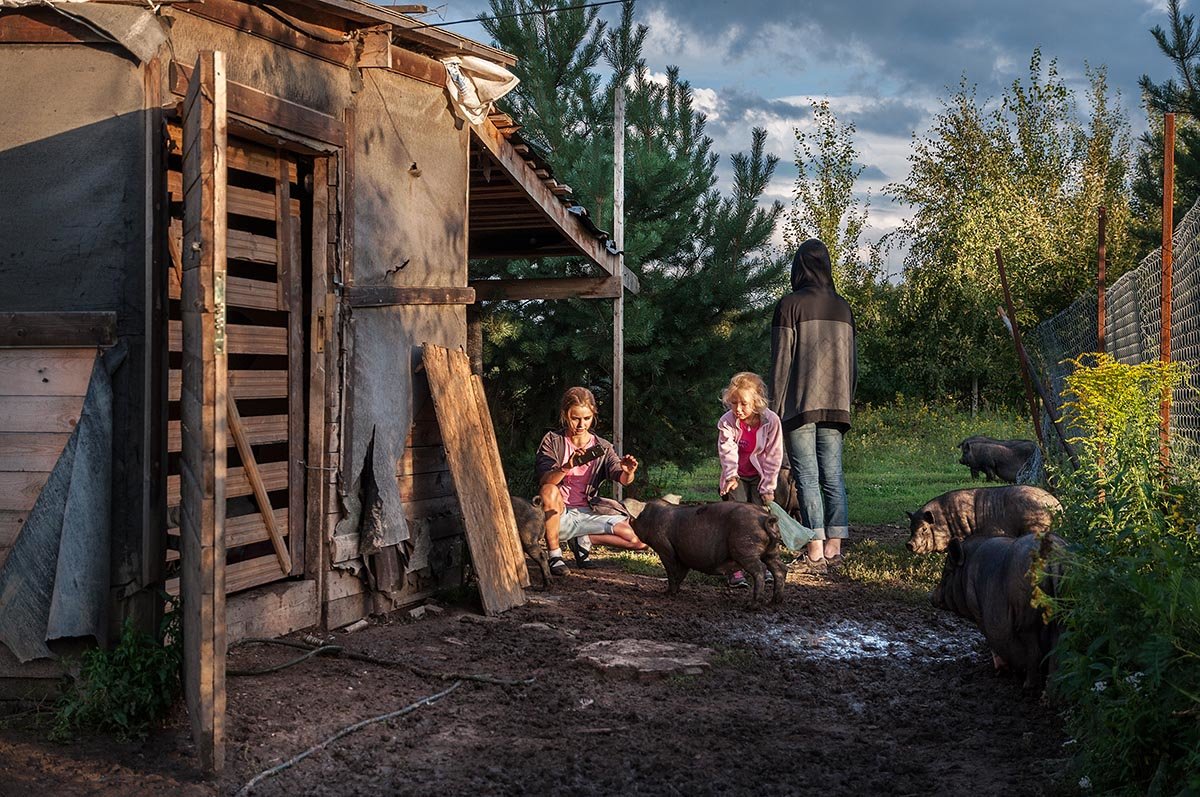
[826,525,849,540]
[810,527,826,541]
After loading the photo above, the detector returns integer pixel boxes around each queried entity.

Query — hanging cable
[403,0,626,31]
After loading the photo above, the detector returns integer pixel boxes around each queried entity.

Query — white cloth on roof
[442,55,519,125]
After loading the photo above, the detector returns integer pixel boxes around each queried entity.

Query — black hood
[791,238,835,292]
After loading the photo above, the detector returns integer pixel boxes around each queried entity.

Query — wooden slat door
[163,93,309,597]
[180,50,228,775]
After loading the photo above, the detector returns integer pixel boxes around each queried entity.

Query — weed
[1045,354,1200,795]
[51,595,182,742]
[710,647,758,670]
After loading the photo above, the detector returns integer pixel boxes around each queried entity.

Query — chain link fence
[1024,200,1200,452]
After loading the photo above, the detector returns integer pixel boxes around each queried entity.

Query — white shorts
[558,508,621,545]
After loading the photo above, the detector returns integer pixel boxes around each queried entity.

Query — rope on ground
[235,681,461,797]
[229,637,536,686]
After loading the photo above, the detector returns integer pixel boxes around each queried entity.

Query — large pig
[906,485,1060,554]
[631,501,786,605]
[510,496,553,589]
[958,436,1038,482]
[932,532,1064,688]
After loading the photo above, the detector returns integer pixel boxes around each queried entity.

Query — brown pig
[510,496,552,589]
[631,501,786,605]
[906,485,1061,554]
[931,532,1064,688]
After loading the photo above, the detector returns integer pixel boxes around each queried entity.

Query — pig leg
[525,544,552,590]
[662,559,689,595]
[764,554,787,605]
[742,561,768,606]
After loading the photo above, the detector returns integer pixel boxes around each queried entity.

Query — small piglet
[907,485,1061,554]
[631,501,786,605]
[510,496,552,589]
[932,532,1064,689]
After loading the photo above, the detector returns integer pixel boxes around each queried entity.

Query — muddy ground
[0,525,1069,796]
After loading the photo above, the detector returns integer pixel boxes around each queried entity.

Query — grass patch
[710,647,758,669]
[844,399,1031,525]
[644,400,1032,527]
[842,538,945,604]
[601,549,665,577]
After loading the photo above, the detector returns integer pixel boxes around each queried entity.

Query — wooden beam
[388,45,446,87]
[470,277,621,301]
[171,61,345,148]
[225,396,291,574]
[347,286,476,307]
[0,312,117,347]
[0,8,109,43]
[172,0,350,68]
[469,119,623,281]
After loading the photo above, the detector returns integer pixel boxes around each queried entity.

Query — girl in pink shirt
[717,372,784,586]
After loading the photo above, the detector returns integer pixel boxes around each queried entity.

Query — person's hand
[722,477,739,496]
[619,454,639,476]
[762,491,775,505]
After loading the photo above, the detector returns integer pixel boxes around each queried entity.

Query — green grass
[840,538,945,604]
[844,400,1032,524]
[646,400,1033,526]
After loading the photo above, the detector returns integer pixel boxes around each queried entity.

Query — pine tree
[476,0,787,489]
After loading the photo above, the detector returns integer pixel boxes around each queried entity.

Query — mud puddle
[738,616,983,663]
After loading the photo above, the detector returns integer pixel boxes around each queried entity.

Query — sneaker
[568,538,595,569]
[764,569,775,584]
[825,553,845,571]
[727,570,749,588]
[792,554,827,575]
[549,556,570,577]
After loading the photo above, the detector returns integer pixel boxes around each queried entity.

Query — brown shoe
[791,553,827,574]
[825,553,845,571]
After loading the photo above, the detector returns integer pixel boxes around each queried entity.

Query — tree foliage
[477,0,787,489]
[883,52,1134,404]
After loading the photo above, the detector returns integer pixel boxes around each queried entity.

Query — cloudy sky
[423,0,1179,276]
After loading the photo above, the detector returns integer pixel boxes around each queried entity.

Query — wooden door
[164,102,310,597]
[179,50,228,775]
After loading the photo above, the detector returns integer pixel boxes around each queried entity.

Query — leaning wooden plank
[167,461,288,505]
[422,344,525,615]
[471,372,530,589]
[225,396,291,574]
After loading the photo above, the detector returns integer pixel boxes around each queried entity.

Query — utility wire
[404,0,626,31]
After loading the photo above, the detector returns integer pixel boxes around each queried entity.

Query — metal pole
[995,248,1046,450]
[1162,113,1175,467]
[612,83,625,500]
[1097,206,1107,354]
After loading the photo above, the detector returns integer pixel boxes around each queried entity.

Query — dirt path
[0,525,1068,796]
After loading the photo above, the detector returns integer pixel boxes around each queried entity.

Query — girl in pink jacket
[717,372,784,587]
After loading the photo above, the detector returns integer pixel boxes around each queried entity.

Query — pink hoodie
[717,408,784,497]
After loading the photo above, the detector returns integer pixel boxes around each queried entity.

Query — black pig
[510,495,552,589]
[907,485,1061,554]
[932,532,1064,689]
[958,436,1037,483]
[631,501,786,605]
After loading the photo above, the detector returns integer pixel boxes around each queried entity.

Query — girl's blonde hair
[721,372,769,415]
[560,386,600,428]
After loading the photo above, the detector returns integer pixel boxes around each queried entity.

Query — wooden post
[1161,113,1175,466]
[612,83,625,500]
[1097,206,1107,354]
[995,248,1045,450]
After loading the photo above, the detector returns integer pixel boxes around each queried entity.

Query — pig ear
[905,510,915,522]
[923,510,935,524]
[947,538,965,566]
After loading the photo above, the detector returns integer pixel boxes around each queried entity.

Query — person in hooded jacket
[768,238,856,572]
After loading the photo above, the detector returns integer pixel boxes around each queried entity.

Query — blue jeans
[784,423,848,541]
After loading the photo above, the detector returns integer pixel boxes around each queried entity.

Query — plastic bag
[767,501,817,550]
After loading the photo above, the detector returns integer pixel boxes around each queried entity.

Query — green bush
[1047,354,1200,795]
[52,597,182,741]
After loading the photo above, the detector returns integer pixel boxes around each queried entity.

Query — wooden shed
[0,0,634,771]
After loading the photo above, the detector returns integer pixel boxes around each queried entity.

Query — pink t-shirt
[737,421,760,478]
[560,435,600,508]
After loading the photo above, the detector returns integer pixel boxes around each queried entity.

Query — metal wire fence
[1024,200,1200,452]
